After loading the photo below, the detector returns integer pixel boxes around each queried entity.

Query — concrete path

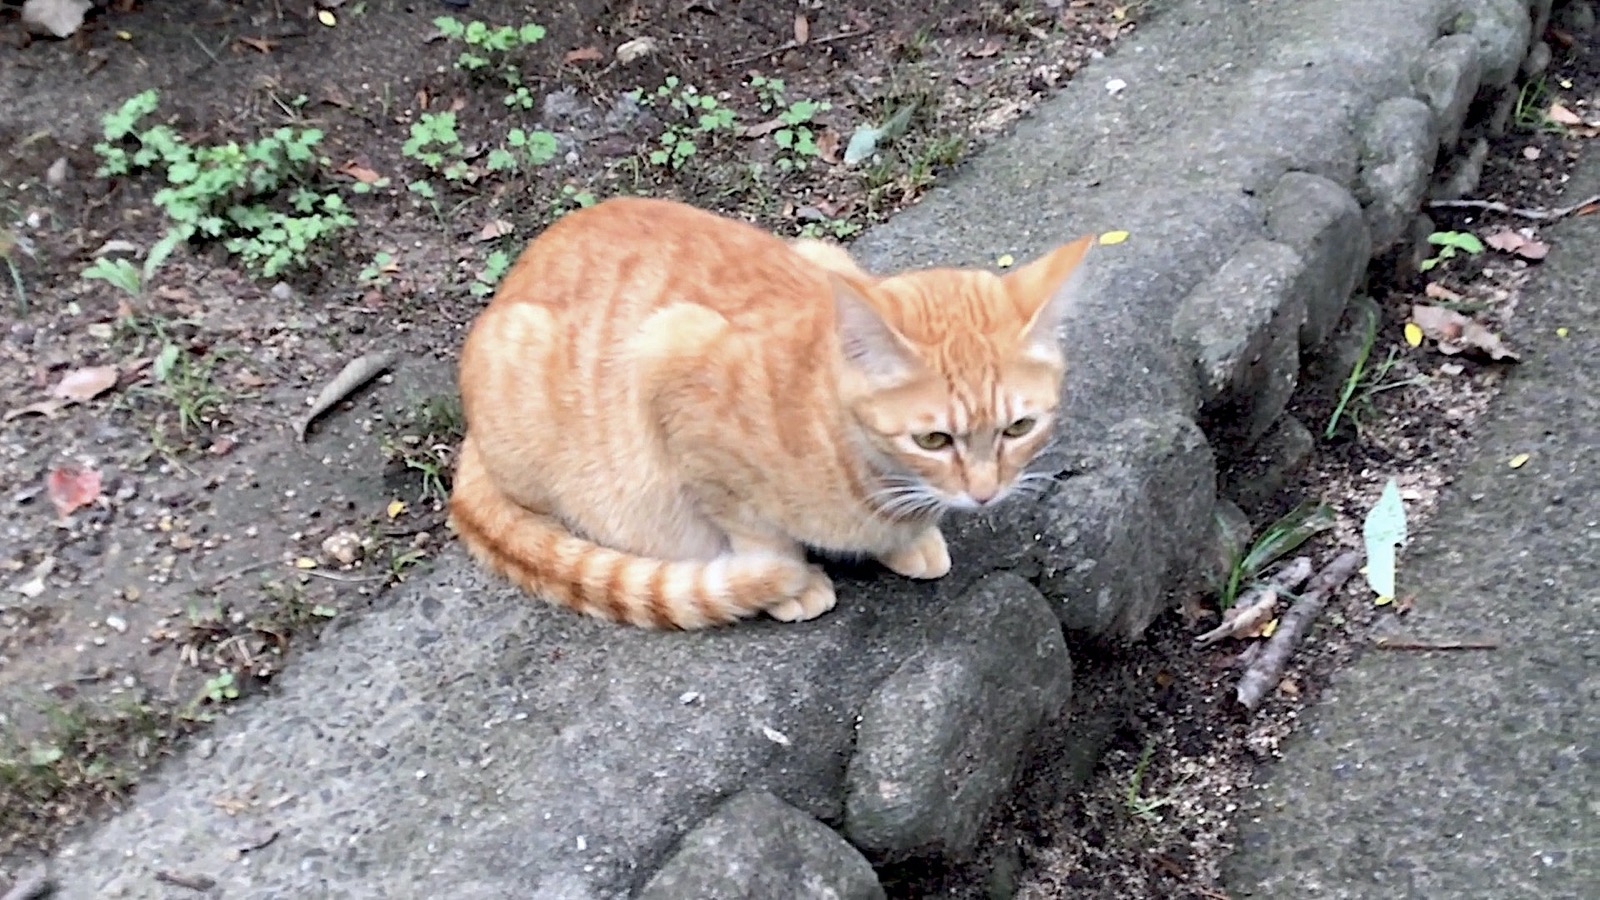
[1226,148,1599,898]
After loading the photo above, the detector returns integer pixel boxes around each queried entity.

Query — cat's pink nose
[968,485,999,505]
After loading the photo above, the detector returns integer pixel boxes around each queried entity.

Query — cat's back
[488,197,827,335]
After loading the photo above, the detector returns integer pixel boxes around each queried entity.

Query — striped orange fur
[450,197,1093,629]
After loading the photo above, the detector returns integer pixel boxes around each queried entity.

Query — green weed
[1124,739,1174,823]
[630,76,741,170]
[749,75,833,172]
[150,342,226,435]
[1420,230,1484,272]
[433,16,546,92]
[1217,502,1337,610]
[92,89,354,279]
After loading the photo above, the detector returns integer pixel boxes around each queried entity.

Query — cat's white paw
[767,569,837,622]
[879,527,951,579]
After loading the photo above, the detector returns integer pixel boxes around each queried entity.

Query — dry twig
[1373,637,1500,651]
[295,350,399,442]
[729,28,873,67]
[1427,193,1600,222]
[1194,556,1313,647]
[1236,551,1361,711]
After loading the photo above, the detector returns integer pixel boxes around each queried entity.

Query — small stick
[729,28,873,67]
[295,350,399,442]
[1427,192,1600,222]
[1194,556,1314,647]
[1236,551,1362,712]
[1,868,53,900]
[1373,637,1500,651]
[153,870,215,892]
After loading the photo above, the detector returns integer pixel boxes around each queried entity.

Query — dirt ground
[0,0,1136,877]
[2,1,1592,897]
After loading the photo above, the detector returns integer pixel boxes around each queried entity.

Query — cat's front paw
[878,527,951,579]
[767,568,838,622]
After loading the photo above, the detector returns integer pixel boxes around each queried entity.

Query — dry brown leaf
[1410,304,1520,362]
[742,117,786,139]
[564,46,603,64]
[50,365,119,402]
[3,400,63,422]
[476,219,514,241]
[815,128,841,165]
[969,41,1002,58]
[1548,103,1583,126]
[794,13,810,45]
[337,161,383,184]
[1485,228,1550,260]
[236,36,278,54]
[47,464,101,517]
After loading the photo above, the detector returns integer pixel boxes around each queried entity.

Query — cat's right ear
[830,274,918,381]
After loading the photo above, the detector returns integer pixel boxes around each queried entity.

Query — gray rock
[1554,0,1596,34]
[1032,414,1217,640]
[1521,39,1552,77]
[1359,97,1438,250]
[638,790,884,900]
[1431,136,1491,201]
[1415,34,1482,147]
[1173,240,1308,448]
[1266,172,1370,348]
[1302,294,1383,404]
[1206,499,1256,592]
[1529,0,1554,38]
[1220,414,1317,513]
[1454,0,1532,87]
[844,574,1070,862]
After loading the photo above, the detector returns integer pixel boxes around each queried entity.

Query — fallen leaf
[1548,103,1583,126]
[294,557,318,569]
[1259,618,1279,638]
[1423,282,1463,302]
[317,9,336,27]
[564,46,604,64]
[793,13,809,45]
[47,464,102,517]
[996,253,1016,268]
[1403,322,1424,347]
[1099,230,1129,245]
[815,128,841,165]
[1362,478,1406,600]
[969,41,1002,59]
[387,499,407,519]
[208,437,236,457]
[50,365,119,403]
[615,37,659,65]
[3,400,63,422]
[1410,304,1519,361]
[1508,452,1530,469]
[337,161,384,184]
[742,117,786,139]
[476,219,514,241]
[1484,228,1549,260]
[1556,327,1569,338]
[236,36,278,54]
[21,0,92,38]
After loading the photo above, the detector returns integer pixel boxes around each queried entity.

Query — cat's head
[828,237,1094,515]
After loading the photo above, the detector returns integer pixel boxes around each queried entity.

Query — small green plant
[1325,309,1428,440]
[1420,230,1484,272]
[2,225,33,313]
[150,342,225,435]
[359,250,397,286]
[1511,77,1565,133]
[388,546,430,582]
[487,127,561,173]
[1325,305,1379,439]
[80,257,142,297]
[380,393,465,502]
[749,75,832,172]
[434,17,546,84]
[92,90,354,278]
[799,217,864,240]
[470,248,512,298]
[204,670,239,704]
[550,184,598,216]
[402,111,470,181]
[1217,502,1337,610]
[630,76,741,170]
[1124,739,1174,823]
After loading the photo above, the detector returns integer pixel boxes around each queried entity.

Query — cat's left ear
[1004,234,1095,357]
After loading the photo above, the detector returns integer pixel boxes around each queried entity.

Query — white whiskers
[867,476,948,521]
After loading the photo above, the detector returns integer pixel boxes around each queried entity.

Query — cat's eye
[1002,417,1038,438]
[912,431,954,451]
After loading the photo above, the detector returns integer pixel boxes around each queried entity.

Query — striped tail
[447,438,810,629]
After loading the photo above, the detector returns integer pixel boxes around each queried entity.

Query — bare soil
[0,0,1138,877]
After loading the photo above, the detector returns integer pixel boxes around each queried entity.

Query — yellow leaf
[1508,453,1530,469]
[294,556,318,569]
[1559,78,1574,89]
[996,253,1015,268]
[1098,230,1130,246]
[387,499,407,519]
[1374,594,1394,606]
[1403,322,1424,347]
[317,10,337,27]
[1260,618,1279,638]
[1556,327,1569,338]
[116,30,133,40]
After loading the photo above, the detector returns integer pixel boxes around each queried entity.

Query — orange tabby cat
[449,197,1092,629]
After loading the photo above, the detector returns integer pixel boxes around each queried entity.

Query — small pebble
[106,614,128,633]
